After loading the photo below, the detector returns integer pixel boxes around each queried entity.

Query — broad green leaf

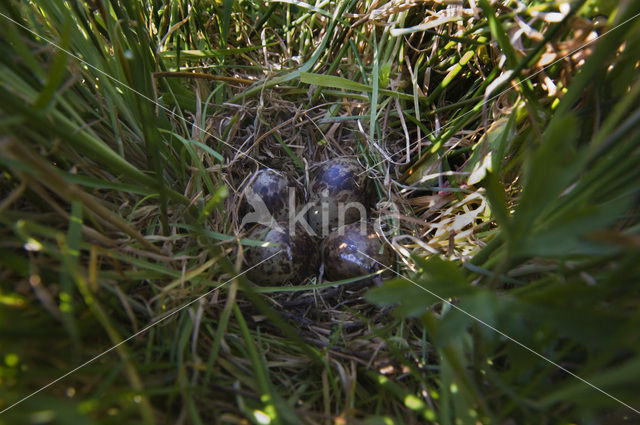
[539,356,640,410]
[511,114,581,247]
[159,44,274,60]
[366,256,473,318]
[466,114,516,185]
[516,195,629,258]
[300,71,370,92]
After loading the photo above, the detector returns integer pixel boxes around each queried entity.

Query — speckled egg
[244,223,319,285]
[239,168,301,223]
[307,158,370,237]
[322,222,394,284]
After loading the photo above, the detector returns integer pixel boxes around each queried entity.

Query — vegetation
[1,0,639,424]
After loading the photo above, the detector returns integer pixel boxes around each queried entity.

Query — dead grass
[1,0,639,423]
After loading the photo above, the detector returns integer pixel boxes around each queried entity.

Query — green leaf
[379,62,391,89]
[367,370,436,421]
[482,170,511,233]
[299,71,415,101]
[300,71,370,92]
[435,291,503,347]
[159,45,276,60]
[198,185,228,223]
[511,114,581,246]
[479,0,519,68]
[34,16,70,109]
[221,0,234,47]
[466,114,516,185]
[366,256,473,318]
[517,195,629,258]
[539,356,640,410]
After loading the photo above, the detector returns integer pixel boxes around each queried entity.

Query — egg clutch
[239,158,394,286]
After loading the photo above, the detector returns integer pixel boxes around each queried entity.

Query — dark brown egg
[244,223,319,285]
[307,158,370,237]
[239,169,301,224]
[322,222,394,284]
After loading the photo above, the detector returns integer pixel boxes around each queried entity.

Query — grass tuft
[1,0,639,424]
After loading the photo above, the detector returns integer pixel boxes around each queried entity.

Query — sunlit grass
[1,0,639,424]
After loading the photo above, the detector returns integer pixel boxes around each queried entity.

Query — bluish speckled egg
[321,222,393,285]
[240,168,301,223]
[244,223,319,285]
[307,158,370,237]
